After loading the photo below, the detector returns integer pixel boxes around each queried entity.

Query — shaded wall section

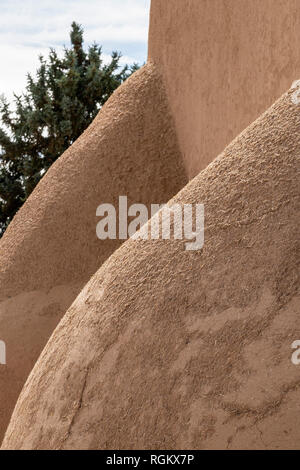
[0,63,187,442]
[149,0,300,177]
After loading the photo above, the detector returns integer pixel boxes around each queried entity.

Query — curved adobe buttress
[3,85,299,449]
[0,63,187,442]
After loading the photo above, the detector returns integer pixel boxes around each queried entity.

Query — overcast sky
[0,0,151,102]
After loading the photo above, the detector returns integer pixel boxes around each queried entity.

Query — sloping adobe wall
[0,64,186,298]
[149,0,300,177]
[3,86,299,450]
[0,63,187,442]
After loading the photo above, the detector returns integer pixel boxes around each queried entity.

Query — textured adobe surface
[0,63,187,442]
[3,87,299,449]
[0,63,186,297]
[149,0,300,177]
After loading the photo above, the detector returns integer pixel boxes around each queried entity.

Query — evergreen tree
[0,22,139,236]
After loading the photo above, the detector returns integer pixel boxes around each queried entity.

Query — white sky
[0,0,150,103]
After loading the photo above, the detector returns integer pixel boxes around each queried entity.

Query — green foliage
[0,22,139,236]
